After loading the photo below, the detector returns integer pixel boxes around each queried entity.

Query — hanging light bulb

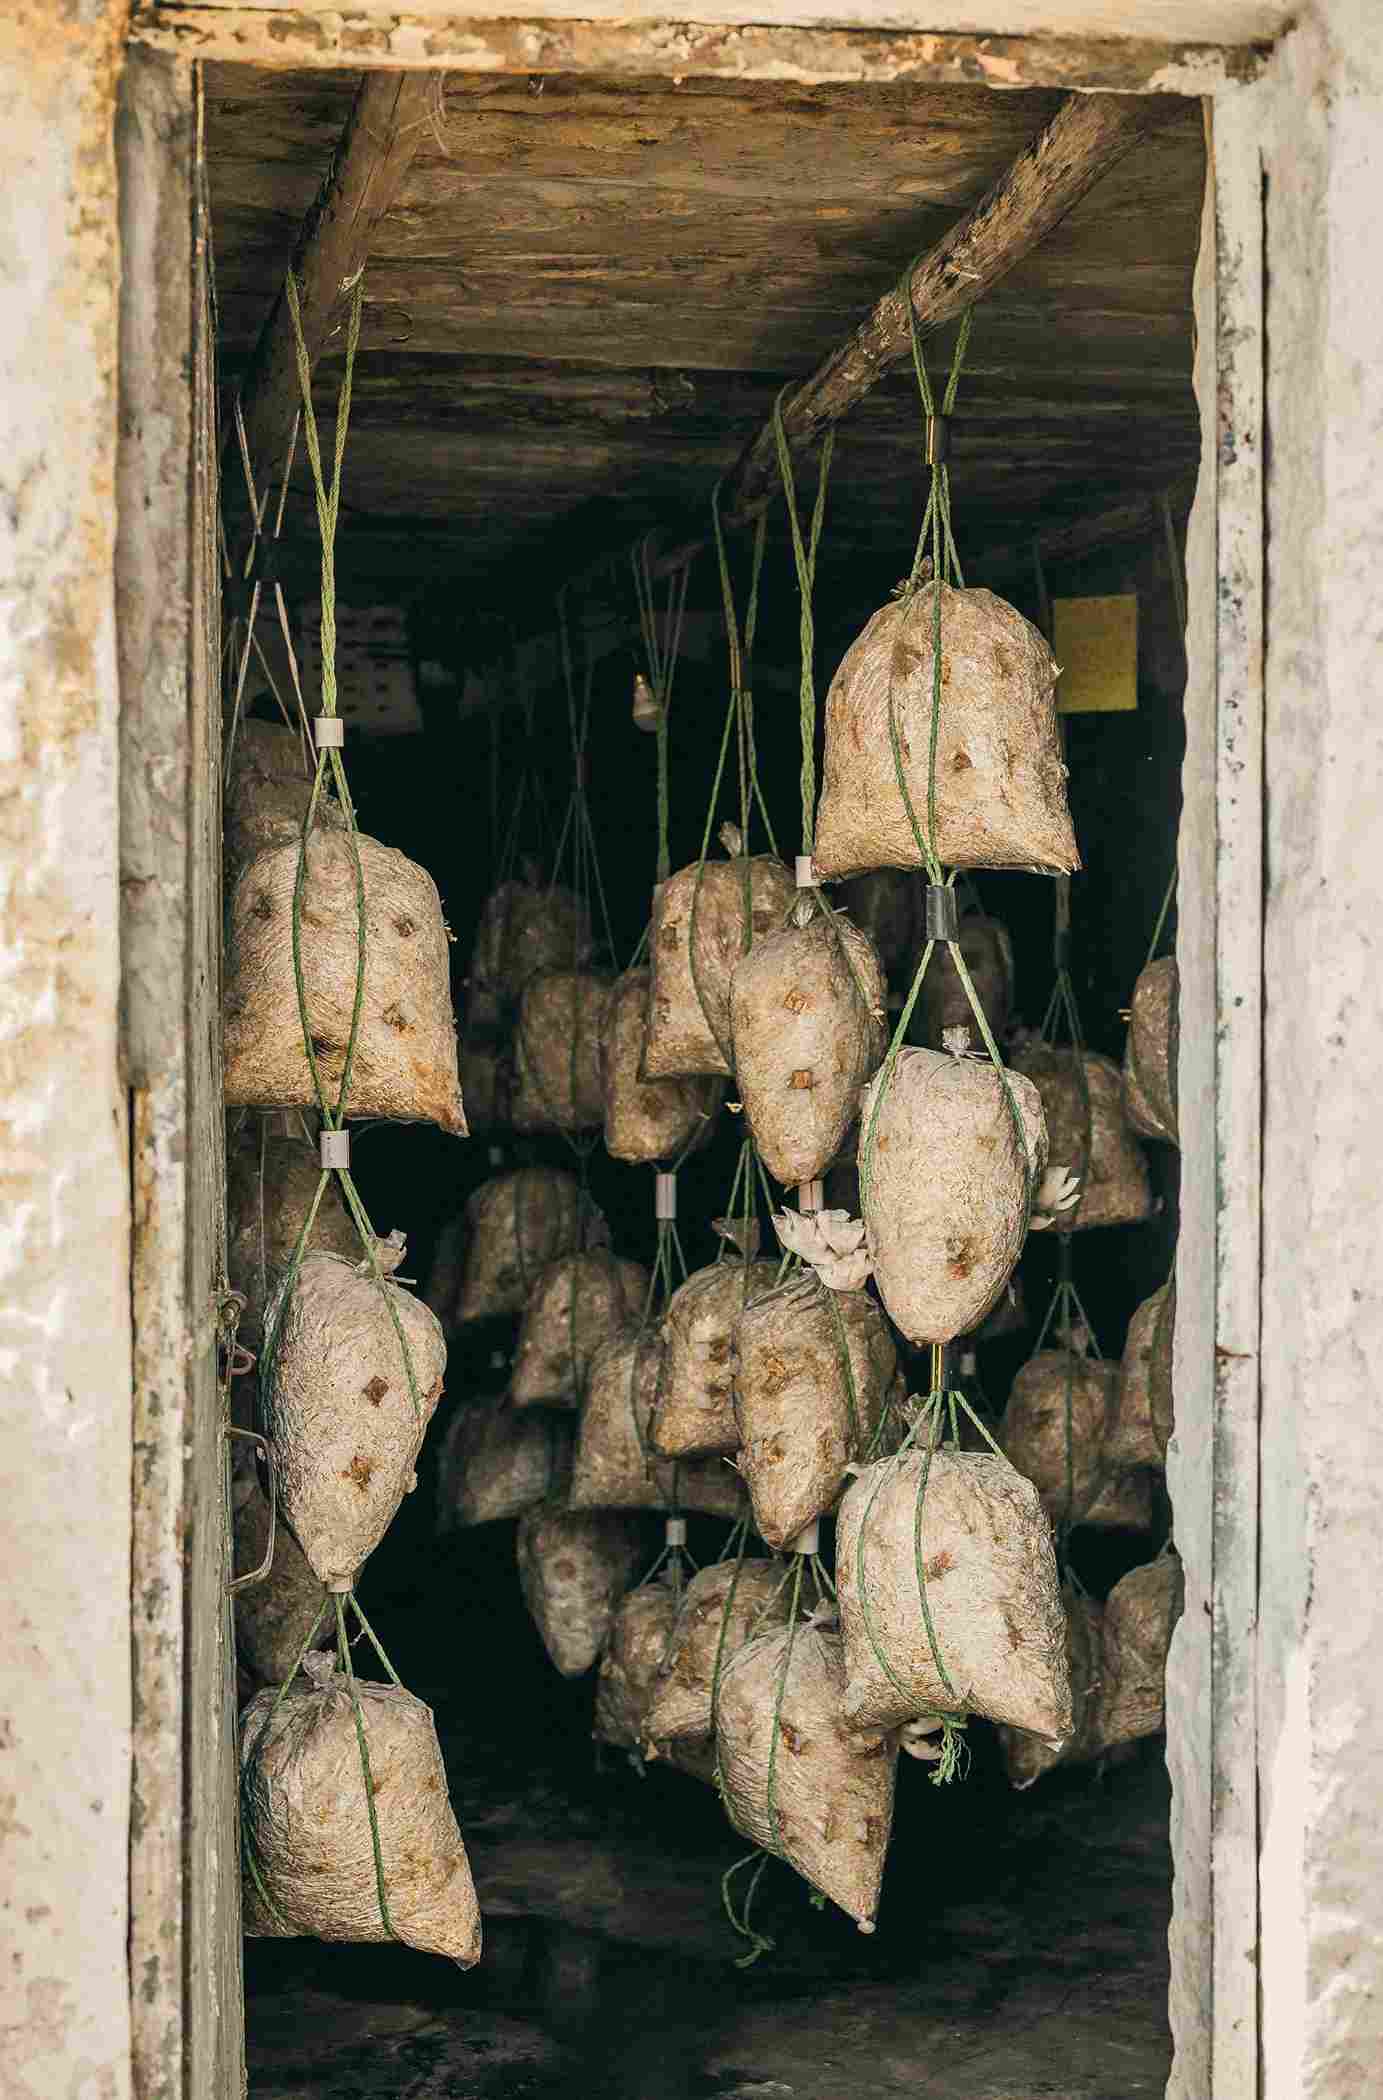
[631,670,660,733]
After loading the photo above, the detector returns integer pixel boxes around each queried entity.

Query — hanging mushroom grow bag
[651,1258,780,1457]
[836,1447,1071,1742]
[570,1329,746,1518]
[593,1580,680,1754]
[1001,1347,1119,1527]
[997,1582,1106,1789]
[1008,1044,1151,1231]
[730,903,888,1187]
[643,847,796,1079]
[515,1506,645,1678]
[226,1114,358,1355]
[260,1242,446,1589]
[643,1557,794,1750]
[231,1462,331,1688]
[859,1046,1047,1345]
[224,719,346,890]
[453,1168,603,1326]
[912,915,1015,1054]
[223,829,467,1135]
[1123,956,1180,1146]
[466,875,591,1032]
[602,966,722,1164]
[732,1269,902,1549]
[241,1653,482,1964]
[837,870,920,978]
[717,1615,898,1931]
[509,1251,649,1411]
[812,585,1078,879]
[1094,1553,1182,1750]
[511,968,610,1134]
[1109,1281,1175,1471]
[435,1399,573,1530]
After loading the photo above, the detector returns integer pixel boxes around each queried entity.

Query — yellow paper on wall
[1053,594,1138,714]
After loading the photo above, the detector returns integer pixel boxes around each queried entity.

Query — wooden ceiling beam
[225,67,441,544]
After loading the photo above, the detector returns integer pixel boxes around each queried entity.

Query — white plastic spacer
[797,1180,824,1215]
[959,1349,978,1378]
[488,1145,504,1168]
[655,1170,678,1221]
[319,1128,350,1170]
[788,1518,820,1555]
[664,1516,688,1548]
[313,714,345,751]
[795,854,817,889]
[326,1577,352,1594]
[489,1350,507,1372]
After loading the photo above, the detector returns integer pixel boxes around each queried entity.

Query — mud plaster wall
[0,6,134,2100]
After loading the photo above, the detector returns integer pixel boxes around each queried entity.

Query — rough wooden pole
[227,68,439,539]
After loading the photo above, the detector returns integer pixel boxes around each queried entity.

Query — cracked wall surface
[0,6,134,2100]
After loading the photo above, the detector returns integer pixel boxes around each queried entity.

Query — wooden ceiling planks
[204,64,1203,608]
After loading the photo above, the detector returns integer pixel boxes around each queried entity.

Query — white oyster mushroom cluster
[772,1207,873,1292]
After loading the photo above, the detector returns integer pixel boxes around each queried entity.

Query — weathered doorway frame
[116,10,1270,2096]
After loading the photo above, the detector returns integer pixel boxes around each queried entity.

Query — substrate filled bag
[593,1580,679,1753]
[509,1252,649,1410]
[223,719,345,889]
[729,902,887,1187]
[1108,1282,1174,1471]
[260,1241,446,1589]
[1093,1554,1182,1750]
[1123,956,1179,1146]
[813,585,1078,878]
[837,870,920,976]
[602,966,722,1164]
[1001,1348,1119,1527]
[569,1329,746,1518]
[859,1045,1047,1344]
[650,1259,780,1457]
[231,1461,331,1687]
[643,1557,793,1749]
[225,1113,357,1355]
[241,1652,481,1964]
[1008,1043,1152,1231]
[453,1168,602,1325]
[717,1615,897,1931]
[223,830,467,1135]
[466,875,591,1032]
[836,1447,1070,1743]
[515,1506,645,1678]
[458,1033,511,1136]
[732,1270,902,1548]
[511,968,610,1134]
[435,1399,572,1530]
[997,1583,1106,1789]
[644,844,796,1079]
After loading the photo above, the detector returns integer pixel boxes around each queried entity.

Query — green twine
[632,538,691,888]
[772,394,834,860]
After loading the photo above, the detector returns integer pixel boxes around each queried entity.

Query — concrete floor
[244,1695,1171,2100]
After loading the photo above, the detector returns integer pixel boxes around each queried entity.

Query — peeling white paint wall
[0,5,134,2099]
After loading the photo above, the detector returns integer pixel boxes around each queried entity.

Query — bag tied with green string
[1001,1344,1120,1529]
[813,581,1077,878]
[838,870,922,979]
[836,1444,1071,1743]
[260,1241,446,1589]
[645,831,796,1081]
[594,1574,686,1759]
[731,1265,903,1551]
[1010,1037,1152,1231]
[860,1043,1047,1346]
[508,1249,649,1411]
[1123,955,1180,1146]
[516,1505,647,1679]
[643,1556,793,1752]
[1092,1551,1182,1751]
[223,827,468,1136]
[570,1327,747,1519]
[717,1607,898,1933]
[226,1111,357,1361]
[435,1396,573,1531]
[452,1166,607,1326]
[912,912,1015,1055]
[466,871,592,1035]
[241,1651,482,1964]
[511,966,611,1134]
[602,965,723,1164]
[997,1580,1107,1790]
[458,1032,512,1137]
[1109,1279,1174,1472]
[651,1257,780,1459]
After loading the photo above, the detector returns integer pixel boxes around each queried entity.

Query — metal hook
[225,1426,277,1595]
